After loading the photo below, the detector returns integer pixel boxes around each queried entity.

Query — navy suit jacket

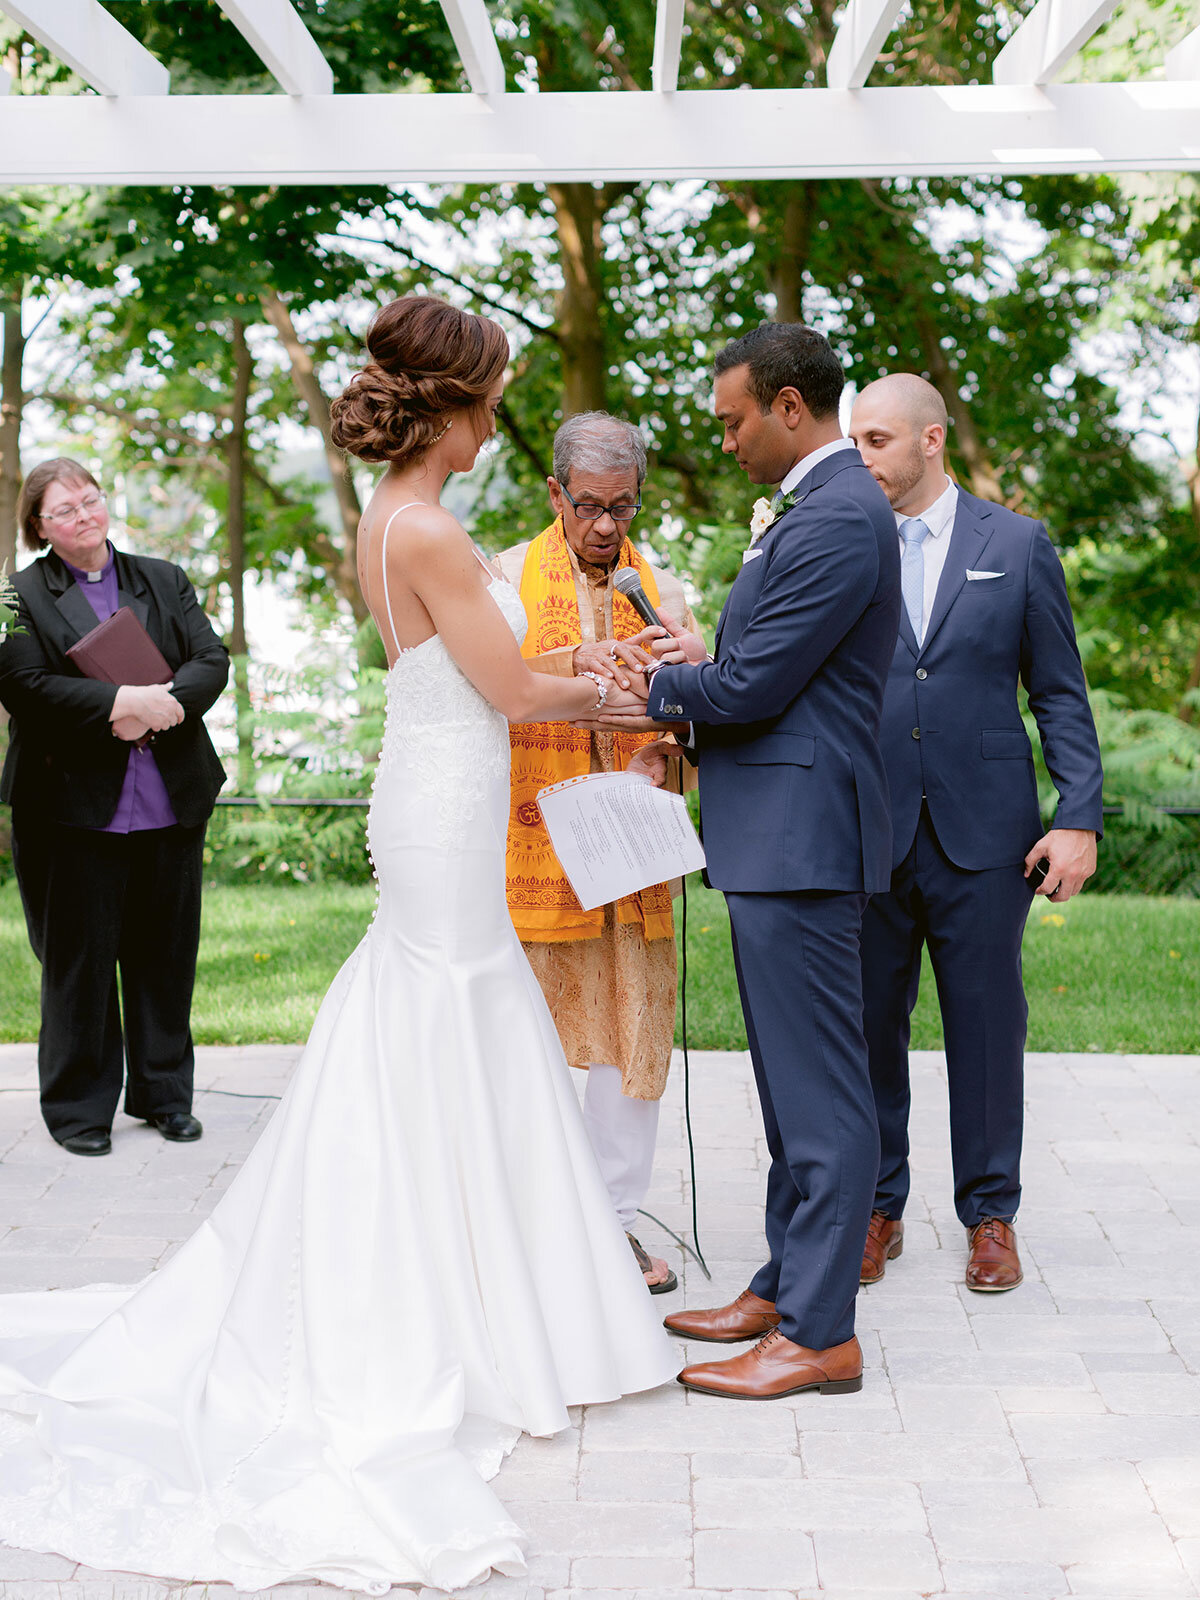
[648,447,900,894]
[880,487,1103,871]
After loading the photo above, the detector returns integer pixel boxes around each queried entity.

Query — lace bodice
[374,577,527,846]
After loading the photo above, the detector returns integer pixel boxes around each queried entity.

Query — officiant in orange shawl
[497,413,703,1294]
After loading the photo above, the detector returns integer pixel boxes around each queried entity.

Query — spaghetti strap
[470,546,498,581]
[378,502,424,659]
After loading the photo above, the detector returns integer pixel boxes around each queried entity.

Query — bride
[0,295,679,1593]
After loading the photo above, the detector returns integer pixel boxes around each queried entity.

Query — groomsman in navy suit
[849,374,1103,1293]
[610,324,900,1399]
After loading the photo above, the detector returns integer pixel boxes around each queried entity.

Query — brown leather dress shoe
[965,1217,1023,1291]
[678,1329,863,1399]
[860,1210,903,1284]
[663,1289,781,1344]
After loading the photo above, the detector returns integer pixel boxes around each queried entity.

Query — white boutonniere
[748,491,797,547]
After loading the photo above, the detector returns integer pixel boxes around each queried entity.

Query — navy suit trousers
[861,803,1034,1229]
[726,889,878,1349]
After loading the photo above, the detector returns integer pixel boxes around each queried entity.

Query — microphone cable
[636,759,711,1282]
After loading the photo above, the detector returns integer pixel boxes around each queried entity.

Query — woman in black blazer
[0,459,229,1156]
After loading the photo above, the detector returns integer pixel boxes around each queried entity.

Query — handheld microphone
[613,567,665,631]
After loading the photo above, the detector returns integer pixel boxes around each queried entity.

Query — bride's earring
[432,419,452,443]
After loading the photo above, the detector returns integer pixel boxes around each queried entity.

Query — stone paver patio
[0,1041,1197,1600]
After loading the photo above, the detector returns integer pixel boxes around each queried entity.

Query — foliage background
[1,0,1199,894]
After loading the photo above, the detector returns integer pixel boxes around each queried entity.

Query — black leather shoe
[147,1112,203,1142]
[59,1130,112,1157]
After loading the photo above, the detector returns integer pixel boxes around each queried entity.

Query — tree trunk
[0,289,25,578]
[767,184,816,324]
[225,319,255,792]
[259,289,368,623]
[915,311,1008,505]
[1177,390,1200,724]
[547,183,607,416]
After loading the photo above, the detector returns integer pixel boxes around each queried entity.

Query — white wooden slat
[0,81,1196,184]
[826,0,908,91]
[0,65,10,95]
[219,0,333,96]
[0,0,168,95]
[652,0,685,93]
[992,0,1120,85]
[437,0,504,97]
[1165,23,1200,80]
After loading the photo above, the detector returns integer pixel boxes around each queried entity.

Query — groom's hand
[1024,828,1097,902]
[648,617,709,666]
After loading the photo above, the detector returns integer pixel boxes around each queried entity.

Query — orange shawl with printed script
[506,519,674,943]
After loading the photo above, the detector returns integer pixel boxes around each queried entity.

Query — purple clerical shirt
[65,544,178,833]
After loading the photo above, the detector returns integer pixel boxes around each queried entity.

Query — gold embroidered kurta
[497,536,703,1102]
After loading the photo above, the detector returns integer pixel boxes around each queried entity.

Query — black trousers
[860,802,1035,1229]
[12,813,205,1141]
[726,889,878,1350]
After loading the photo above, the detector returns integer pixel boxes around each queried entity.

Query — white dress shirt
[779,436,858,497]
[896,476,958,645]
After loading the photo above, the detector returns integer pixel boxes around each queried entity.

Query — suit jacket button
[911,727,921,739]
[915,668,927,680]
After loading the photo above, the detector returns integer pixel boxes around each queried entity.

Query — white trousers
[575,1063,661,1232]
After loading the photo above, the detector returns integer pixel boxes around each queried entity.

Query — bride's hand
[598,679,649,715]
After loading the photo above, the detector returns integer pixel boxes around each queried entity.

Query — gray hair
[552,412,647,491]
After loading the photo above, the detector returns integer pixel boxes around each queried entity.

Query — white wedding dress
[0,544,678,1592]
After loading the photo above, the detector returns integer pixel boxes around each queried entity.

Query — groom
[639,324,899,1397]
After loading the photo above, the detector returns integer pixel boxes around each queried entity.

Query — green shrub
[1071,690,1200,896]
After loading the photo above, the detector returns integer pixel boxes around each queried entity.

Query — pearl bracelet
[579,670,609,710]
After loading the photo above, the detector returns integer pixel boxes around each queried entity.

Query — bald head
[850,372,950,514]
[858,373,947,433]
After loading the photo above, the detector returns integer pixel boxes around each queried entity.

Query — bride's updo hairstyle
[331,295,510,466]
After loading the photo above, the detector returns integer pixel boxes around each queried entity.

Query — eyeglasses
[561,485,641,523]
[39,492,106,527]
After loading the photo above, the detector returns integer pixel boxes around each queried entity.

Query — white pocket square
[742,548,764,565]
[966,569,1005,580]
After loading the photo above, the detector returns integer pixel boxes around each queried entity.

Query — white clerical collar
[780,437,857,497]
[894,476,958,540]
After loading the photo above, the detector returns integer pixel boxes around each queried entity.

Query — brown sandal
[627,1232,678,1295]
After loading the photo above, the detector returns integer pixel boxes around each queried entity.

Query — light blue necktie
[900,517,930,643]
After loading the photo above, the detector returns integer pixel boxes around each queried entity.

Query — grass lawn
[1,878,1197,1053]
[677,880,1200,1054]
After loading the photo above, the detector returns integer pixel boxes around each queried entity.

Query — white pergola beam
[1165,24,1200,80]
[992,0,1120,85]
[827,0,908,90]
[437,0,504,96]
[0,82,1197,184]
[219,1,332,96]
[652,0,685,92]
[0,0,169,95]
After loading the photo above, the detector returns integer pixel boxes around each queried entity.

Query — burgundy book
[67,606,172,687]
[68,608,173,750]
